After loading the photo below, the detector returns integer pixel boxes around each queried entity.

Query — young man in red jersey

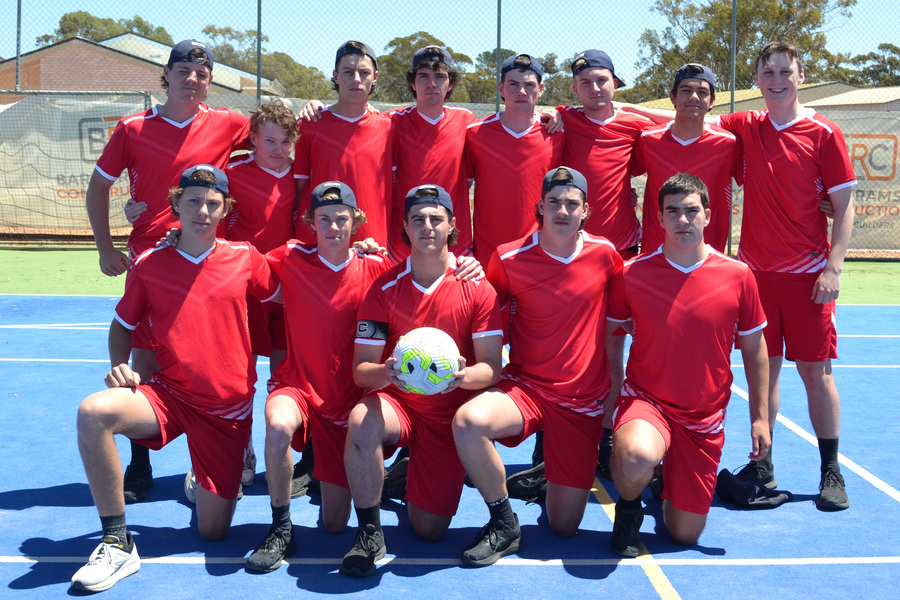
[343,185,503,578]
[606,172,769,556]
[632,63,740,254]
[72,165,278,592]
[452,167,624,567]
[86,39,250,504]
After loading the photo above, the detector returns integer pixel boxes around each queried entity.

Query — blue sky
[3,0,892,87]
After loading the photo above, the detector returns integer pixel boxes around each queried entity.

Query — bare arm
[813,186,854,304]
[106,320,139,388]
[739,329,770,461]
[352,342,403,391]
[450,334,503,392]
[86,170,131,276]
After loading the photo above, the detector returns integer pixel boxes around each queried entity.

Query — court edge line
[730,384,900,503]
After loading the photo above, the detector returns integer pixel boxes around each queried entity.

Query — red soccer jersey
[221,154,296,253]
[355,259,503,421]
[95,104,250,256]
[292,108,393,245]
[608,248,767,432]
[464,114,564,264]
[115,240,279,419]
[633,123,740,254]
[487,231,624,416]
[558,106,654,251]
[389,106,476,261]
[267,244,392,424]
[717,108,857,273]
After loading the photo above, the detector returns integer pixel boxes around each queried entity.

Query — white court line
[730,384,900,503]
[0,358,108,363]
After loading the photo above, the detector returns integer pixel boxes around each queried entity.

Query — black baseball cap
[168,39,214,71]
[673,63,716,94]
[310,181,358,211]
[404,184,453,215]
[412,45,454,69]
[501,53,543,81]
[542,166,588,198]
[571,49,625,88]
[335,40,378,71]
[179,164,228,196]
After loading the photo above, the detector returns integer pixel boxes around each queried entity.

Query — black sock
[601,428,614,450]
[818,438,840,473]
[355,505,381,529]
[129,441,150,471]
[100,514,129,547]
[272,504,291,531]
[487,495,515,526]
[616,496,642,511]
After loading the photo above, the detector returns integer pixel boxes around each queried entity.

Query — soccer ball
[391,327,461,395]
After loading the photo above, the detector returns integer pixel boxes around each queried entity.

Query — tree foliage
[373,32,473,103]
[37,11,173,46]
[848,43,900,87]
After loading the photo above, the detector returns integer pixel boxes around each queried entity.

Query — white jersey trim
[113,312,138,331]
[738,321,767,337]
[472,329,503,340]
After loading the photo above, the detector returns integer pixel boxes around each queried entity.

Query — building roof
[806,86,900,111]
[638,81,864,113]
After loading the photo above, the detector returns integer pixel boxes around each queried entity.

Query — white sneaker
[242,445,257,487]
[71,533,140,592]
[184,468,198,505]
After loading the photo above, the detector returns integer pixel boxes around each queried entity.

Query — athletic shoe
[340,524,386,578]
[505,462,547,504]
[242,446,257,487]
[597,432,614,481]
[70,532,140,592]
[461,514,521,567]
[382,451,409,502]
[817,466,850,511]
[610,500,644,558]
[290,453,316,499]
[246,525,296,573]
[122,464,153,504]
[649,465,664,501]
[735,460,778,490]
[185,468,242,505]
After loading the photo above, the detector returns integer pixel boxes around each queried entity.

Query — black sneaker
[505,462,547,504]
[610,501,643,558]
[648,465,664,501]
[597,431,613,481]
[246,525,296,573]
[290,454,317,499]
[382,451,409,502]
[461,515,521,567]
[340,524,386,578]
[817,466,850,511]
[735,460,777,490]
[123,464,153,504]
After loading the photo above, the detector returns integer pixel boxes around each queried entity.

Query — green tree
[36,11,172,46]
[463,48,516,105]
[539,52,579,107]
[622,0,857,103]
[372,31,473,103]
[848,43,900,87]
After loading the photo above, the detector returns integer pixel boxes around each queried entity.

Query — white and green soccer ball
[391,327,461,395]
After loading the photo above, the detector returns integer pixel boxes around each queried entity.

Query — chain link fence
[1,0,898,256]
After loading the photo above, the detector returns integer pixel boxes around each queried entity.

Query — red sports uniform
[292,108,393,245]
[464,115,564,264]
[355,259,503,515]
[389,106,476,261]
[633,123,740,253]
[558,107,654,252]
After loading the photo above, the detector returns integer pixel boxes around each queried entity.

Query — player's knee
[346,400,384,447]
[452,399,492,437]
[411,518,449,543]
[198,520,230,542]
[668,523,702,546]
[77,392,119,434]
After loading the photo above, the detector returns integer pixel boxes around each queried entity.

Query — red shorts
[247,298,286,357]
[494,379,605,490]
[753,270,837,362]
[135,381,251,500]
[614,395,723,515]
[375,390,467,517]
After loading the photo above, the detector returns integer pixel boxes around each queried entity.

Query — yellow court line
[592,477,682,600]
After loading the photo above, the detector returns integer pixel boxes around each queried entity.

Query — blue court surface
[1,294,898,599]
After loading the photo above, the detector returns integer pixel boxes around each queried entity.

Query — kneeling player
[606,173,769,556]
[72,165,279,592]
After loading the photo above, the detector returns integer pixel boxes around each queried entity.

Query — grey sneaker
[505,462,547,504]
[461,515,521,567]
[735,460,777,490]
[70,532,140,592]
[246,525,296,572]
[340,524,386,577]
[817,466,850,511]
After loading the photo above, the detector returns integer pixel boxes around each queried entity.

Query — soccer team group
[69,35,857,592]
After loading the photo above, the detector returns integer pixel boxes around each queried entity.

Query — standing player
[716,41,856,510]
[632,63,740,254]
[452,167,624,567]
[342,185,503,577]
[606,173,769,556]
[464,53,564,265]
[86,39,250,504]
[292,41,393,246]
[71,165,278,592]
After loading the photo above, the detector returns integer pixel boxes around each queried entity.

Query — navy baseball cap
[335,40,378,70]
[404,184,453,215]
[179,164,228,196]
[412,45,454,69]
[168,39,214,71]
[673,63,717,94]
[310,181,358,211]
[542,167,588,198]
[571,49,625,88]
[501,53,543,81]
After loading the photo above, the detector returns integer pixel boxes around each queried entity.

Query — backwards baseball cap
[542,166,588,198]
[335,40,378,71]
[412,45,454,70]
[673,63,717,94]
[571,49,625,88]
[310,181,358,211]
[168,39,214,71]
[404,184,453,215]
[501,53,543,81]
[179,164,228,196]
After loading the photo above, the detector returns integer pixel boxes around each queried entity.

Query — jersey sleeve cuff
[114,312,138,331]
[737,321,767,337]
[95,165,118,182]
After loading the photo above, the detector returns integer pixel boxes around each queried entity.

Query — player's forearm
[459,360,501,391]
[825,190,855,275]
[86,173,116,253]
[353,361,393,390]
[108,320,134,367]
[740,332,769,427]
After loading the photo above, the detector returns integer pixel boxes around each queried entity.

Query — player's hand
[105,363,141,389]
[455,255,484,281]
[99,247,131,277]
[123,198,148,223]
[811,267,840,304]
[441,356,467,393]
[300,100,326,122]
[384,356,406,389]
[539,108,564,134]
[819,197,835,219]
[748,419,771,461]
[365,102,381,116]
[631,187,639,208]
[162,228,182,249]
[352,237,387,256]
